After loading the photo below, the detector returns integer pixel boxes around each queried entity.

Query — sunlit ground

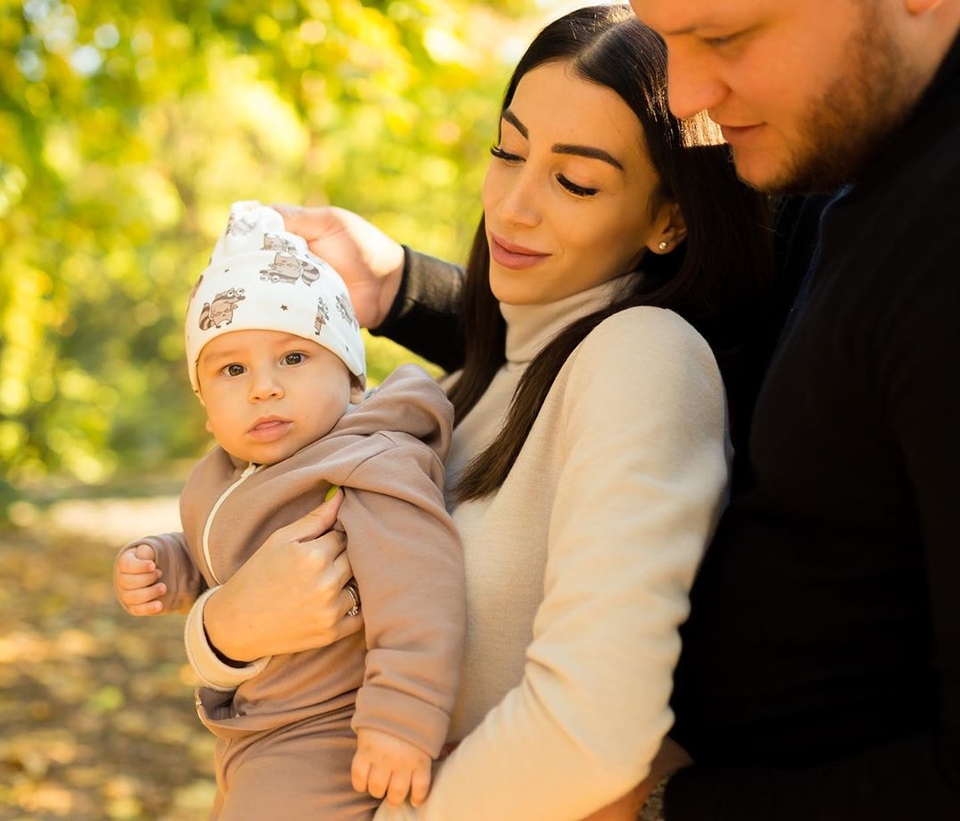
[0,495,216,820]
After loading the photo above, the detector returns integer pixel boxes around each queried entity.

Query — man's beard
[763,7,921,195]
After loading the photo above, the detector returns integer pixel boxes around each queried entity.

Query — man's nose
[666,42,728,121]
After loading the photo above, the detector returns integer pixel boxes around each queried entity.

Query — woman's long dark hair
[449,5,773,502]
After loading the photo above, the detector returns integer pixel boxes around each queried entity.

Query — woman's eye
[490,145,523,163]
[283,352,305,365]
[223,364,245,377]
[557,175,598,197]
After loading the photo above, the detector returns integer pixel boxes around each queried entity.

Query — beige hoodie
[122,364,464,758]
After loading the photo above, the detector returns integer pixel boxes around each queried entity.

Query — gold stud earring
[658,241,668,251]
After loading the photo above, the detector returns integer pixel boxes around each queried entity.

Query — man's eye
[702,31,740,49]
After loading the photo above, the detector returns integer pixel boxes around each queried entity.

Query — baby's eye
[557,174,598,197]
[223,363,245,377]
[283,352,305,365]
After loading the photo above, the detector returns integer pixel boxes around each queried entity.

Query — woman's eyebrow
[552,143,623,170]
[502,108,528,138]
[501,107,624,171]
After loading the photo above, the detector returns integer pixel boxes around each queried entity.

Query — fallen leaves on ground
[0,497,216,820]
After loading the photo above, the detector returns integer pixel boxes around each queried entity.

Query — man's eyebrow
[655,24,697,36]
[553,143,624,170]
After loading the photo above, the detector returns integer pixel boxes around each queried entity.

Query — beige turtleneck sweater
[376,278,730,820]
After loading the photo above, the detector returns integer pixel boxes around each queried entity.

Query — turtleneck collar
[502,273,635,365]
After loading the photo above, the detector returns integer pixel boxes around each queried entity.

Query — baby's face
[196,329,352,465]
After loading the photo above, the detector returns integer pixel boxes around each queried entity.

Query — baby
[113,201,464,820]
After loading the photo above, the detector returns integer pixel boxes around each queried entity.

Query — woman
[187,6,772,819]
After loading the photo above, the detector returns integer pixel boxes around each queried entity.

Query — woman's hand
[273,204,405,330]
[202,491,363,661]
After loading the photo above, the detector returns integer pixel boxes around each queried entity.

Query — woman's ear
[647,201,688,255]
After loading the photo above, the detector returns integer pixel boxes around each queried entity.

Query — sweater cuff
[370,245,413,336]
[183,587,270,691]
[352,683,452,759]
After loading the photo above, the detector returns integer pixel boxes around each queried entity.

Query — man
[620,0,960,818]
[272,0,959,817]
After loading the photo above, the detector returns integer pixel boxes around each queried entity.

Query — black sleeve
[370,246,466,373]
[665,731,960,820]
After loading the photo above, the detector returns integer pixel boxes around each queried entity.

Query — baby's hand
[352,727,433,808]
[114,543,166,616]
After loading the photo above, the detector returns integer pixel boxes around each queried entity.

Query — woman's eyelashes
[556,175,598,197]
[490,145,599,198]
[490,144,521,163]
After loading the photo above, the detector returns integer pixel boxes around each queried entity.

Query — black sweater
[374,33,960,820]
[665,31,960,820]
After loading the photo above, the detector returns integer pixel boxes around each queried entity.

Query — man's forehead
[630,0,762,35]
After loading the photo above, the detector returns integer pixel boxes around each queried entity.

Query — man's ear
[647,201,688,255]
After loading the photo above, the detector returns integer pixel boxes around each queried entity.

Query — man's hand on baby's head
[352,727,433,808]
[114,543,166,616]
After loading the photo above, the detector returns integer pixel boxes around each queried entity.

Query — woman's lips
[489,233,549,270]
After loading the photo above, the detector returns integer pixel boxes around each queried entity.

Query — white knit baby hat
[185,200,366,395]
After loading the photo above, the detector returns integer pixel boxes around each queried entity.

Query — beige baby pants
[209,706,380,821]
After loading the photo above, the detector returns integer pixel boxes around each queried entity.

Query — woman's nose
[485,166,541,228]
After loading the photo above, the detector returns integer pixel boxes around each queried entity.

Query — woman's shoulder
[576,305,715,366]
[558,305,724,418]
[554,304,728,458]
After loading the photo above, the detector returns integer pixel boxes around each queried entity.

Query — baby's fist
[114,543,166,616]
[352,727,433,808]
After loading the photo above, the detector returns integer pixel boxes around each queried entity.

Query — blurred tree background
[0,0,578,517]
[0,2,591,816]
